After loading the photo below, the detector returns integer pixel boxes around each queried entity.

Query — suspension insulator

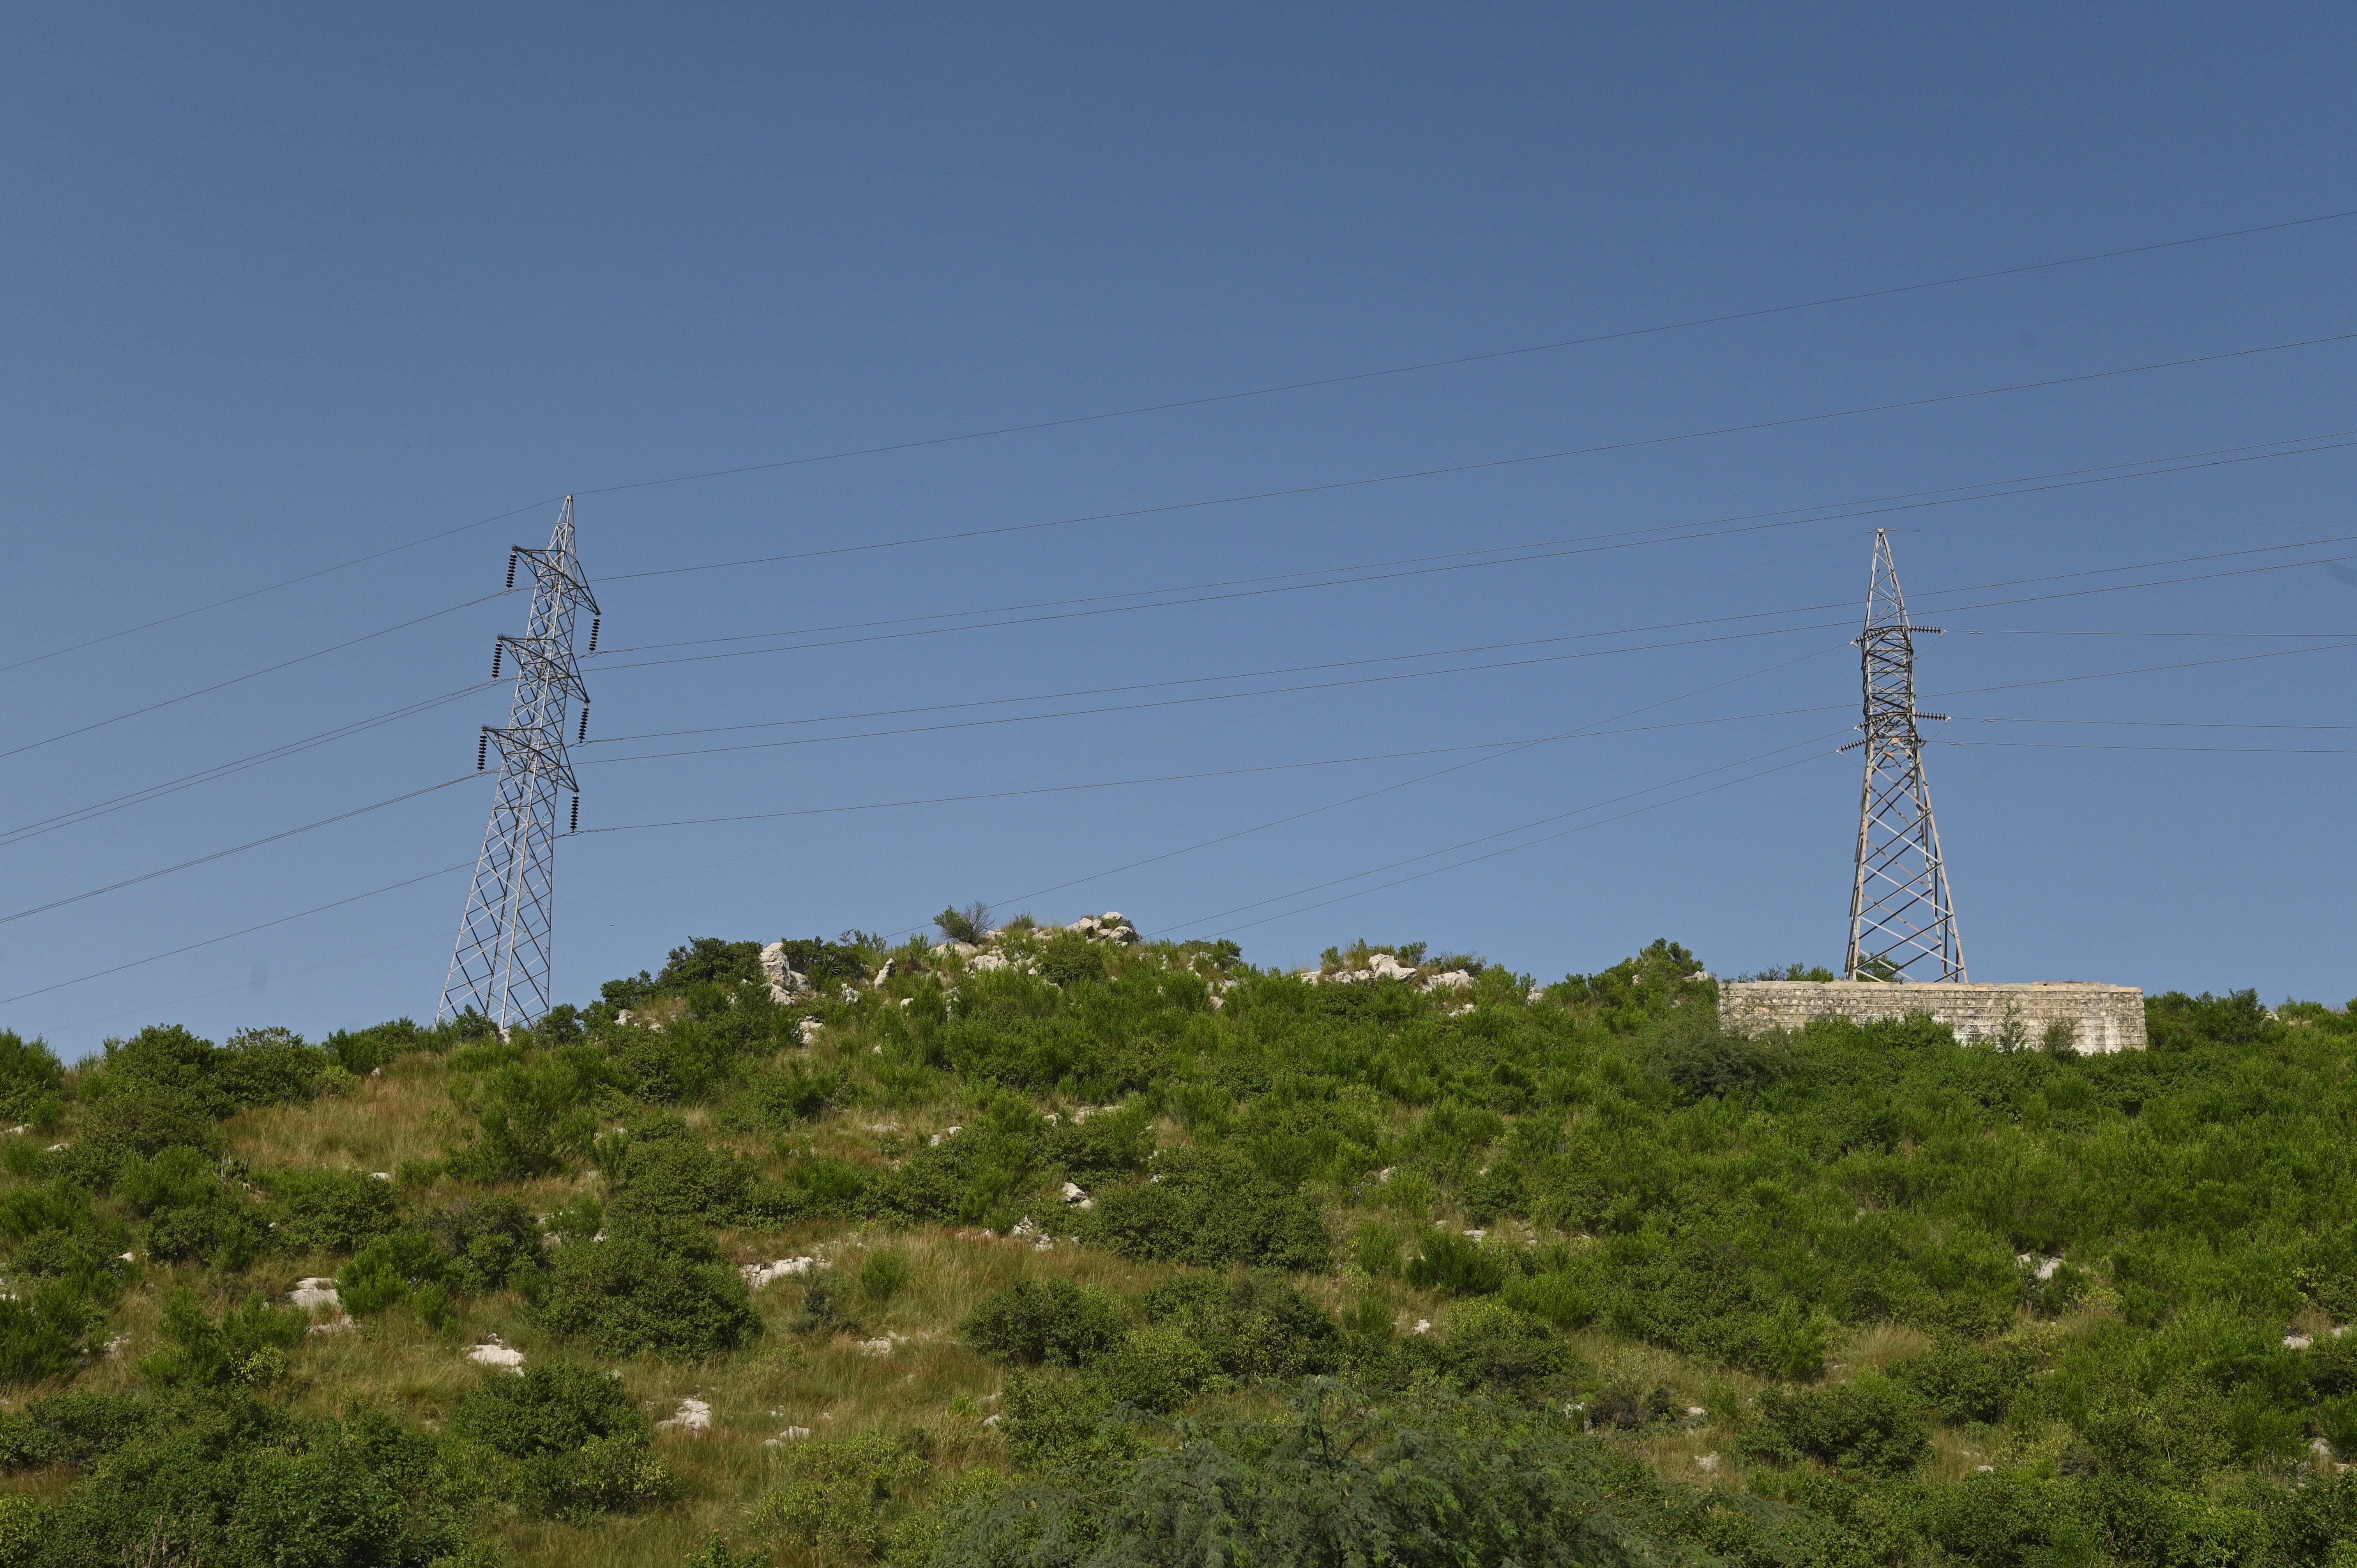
[587,616,600,653]
[491,641,503,679]
[477,730,489,771]
[569,795,580,833]
[576,706,590,743]
[506,550,518,590]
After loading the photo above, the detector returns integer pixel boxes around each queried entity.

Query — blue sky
[4,5,2355,1053]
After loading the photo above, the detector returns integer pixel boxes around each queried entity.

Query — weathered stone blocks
[1717,980,2147,1053]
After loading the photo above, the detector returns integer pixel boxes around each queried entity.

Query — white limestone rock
[659,1397,712,1435]
[466,1339,525,1372]
[290,1277,342,1312]
[741,1257,816,1289]
[759,941,809,1004]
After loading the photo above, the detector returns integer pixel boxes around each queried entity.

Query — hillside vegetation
[0,916,2352,1567]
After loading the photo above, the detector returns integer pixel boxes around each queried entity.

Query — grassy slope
[5,924,2357,1566]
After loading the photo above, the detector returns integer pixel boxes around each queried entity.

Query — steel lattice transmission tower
[439,497,602,1028]
[1843,529,1965,982]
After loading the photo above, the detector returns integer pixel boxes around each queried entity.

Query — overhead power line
[586,427,2357,661]
[0,682,492,849]
[573,707,1855,834]
[0,775,480,928]
[1170,735,1851,939]
[0,862,476,1009]
[599,329,2357,586]
[0,592,505,765]
[570,208,2357,505]
[580,536,2357,763]
[19,207,2340,683]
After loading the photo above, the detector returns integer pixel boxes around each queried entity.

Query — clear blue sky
[4,5,2355,1054]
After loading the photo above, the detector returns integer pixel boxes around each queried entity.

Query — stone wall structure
[1717,980,2147,1053]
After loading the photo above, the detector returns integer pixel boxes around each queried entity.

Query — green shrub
[780,1155,868,1213]
[927,1384,1696,1566]
[541,1216,758,1357]
[1504,1270,1598,1328]
[769,937,873,994]
[1093,1324,1217,1413]
[751,1427,930,1562]
[608,1133,760,1224]
[0,1493,41,1566]
[0,1388,152,1470]
[138,1289,305,1388]
[659,936,766,991]
[1083,1148,1328,1271]
[1036,931,1106,988]
[961,1279,1125,1367]
[1349,1219,1400,1277]
[422,1193,543,1294]
[466,1058,599,1179]
[1891,1338,2042,1424]
[71,1083,222,1157]
[337,1227,443,1314]
[124,1148,265,1268]
[1405,1229,1504,1295]
[268,1168,399,1254]
[0,1033,63,1128]
[453,1360,668,1515]
[1741,1374,1929,1476]
[856,1248,911,1304]
[790,1278,866,1339]
[1138,1272,1341,1380]
[211,1026,334,1110]
[1421,1298,1572,1393]
[0,1285,99,1384]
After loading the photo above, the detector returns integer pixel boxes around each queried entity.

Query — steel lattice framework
[439,497,600,1028]
[1843,529,1965,982]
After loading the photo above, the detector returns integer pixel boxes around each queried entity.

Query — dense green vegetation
[0,921,2353,1565]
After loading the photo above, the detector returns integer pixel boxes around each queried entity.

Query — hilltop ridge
[0,919,2348,1565]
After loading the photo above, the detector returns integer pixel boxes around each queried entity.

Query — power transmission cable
[600,329,2357,586]
[0,775,480,928]
[572,707,1855,835]
[1167,733,1852,938]
[908,642,1856,940]
[588,453,2357,680]
[0,861,477,1009]
[579,537,2357,765]
[21,209,2340,682]
[0,592,505,765]
[0,682,493,849]
[572,209,2357,503]
[1962,715,2357,729]
[14,371,2350,775]
[588,427,2357,661]
[4,648,1843,1013]
[576,703,2351,838]
[1944,739,2357,756]
[1193,744,1849,940]
[915,622,2357,942]
[1926,639,2357,701]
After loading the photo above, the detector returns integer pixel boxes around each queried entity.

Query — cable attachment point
[576,705,590,743]
[505,550,519,591]
[569,794,580,833]
[476,728,489,771]
[587,616,600,653]
[490,641,503,679]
